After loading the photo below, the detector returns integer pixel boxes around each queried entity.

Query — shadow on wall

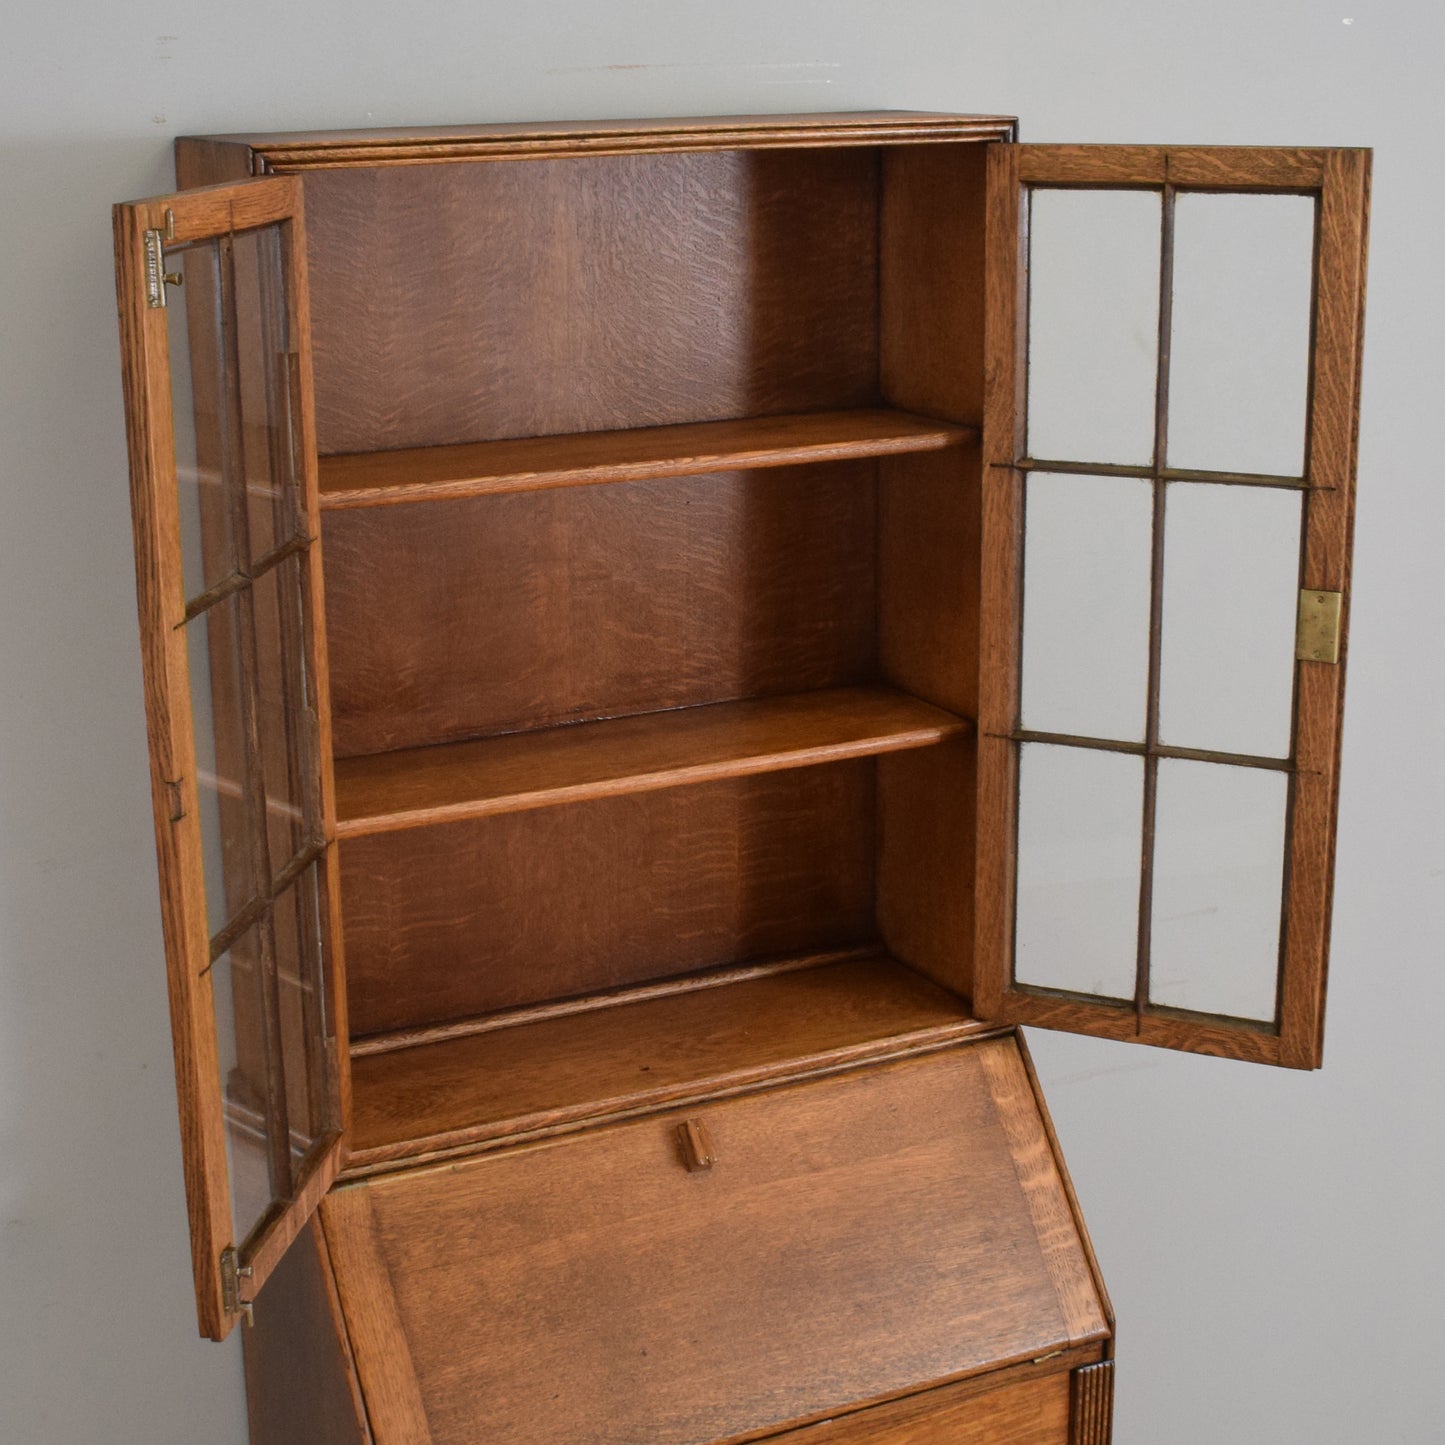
[0,135,248,1443]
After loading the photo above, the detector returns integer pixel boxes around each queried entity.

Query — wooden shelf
[317,407,975,509]
[334,686,972,838]
[344,950,991,1172]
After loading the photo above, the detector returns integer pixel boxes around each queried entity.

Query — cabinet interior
[293,142,992,1170]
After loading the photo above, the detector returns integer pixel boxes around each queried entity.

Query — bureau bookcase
[111,112,1369,1443]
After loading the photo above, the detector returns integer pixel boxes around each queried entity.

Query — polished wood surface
[1280,147,1371,1068]
[877,739,976,1000]
[978,1040,1112,1342]
[880,144,988,425]
[181,111,1017,173]
[318,408,972,509]
[334,687,968,837]
[242,1220,370,1445]
[973,141,1025,1031]
[1013,1034,1115,1336]
[878,443,983,719]
[341,764,877,1037]
[348,951,858,1056]
[323,464,878,757]
[771,1366,1075,1443]
[873,444,982,1001]
[323,1040,1108,1445]
[345,952,990,1171]
[300,151,881,455]
[321,1188,433,1443]
[1014,143,1330,188]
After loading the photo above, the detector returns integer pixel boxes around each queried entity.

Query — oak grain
[192,112,1016,166]
[318,408,972,509]
[323,464,878,757]
[333,687,968,837]
[345,952,988,1170]
[340,764,877,1037]
[325,1041,1106,1445]
[301,151,882,455]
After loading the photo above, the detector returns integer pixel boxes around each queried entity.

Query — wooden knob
[677,1118,717,1172]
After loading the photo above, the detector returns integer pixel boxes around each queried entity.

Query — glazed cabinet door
[976,144,1370,1068]
[113,178,349,1337]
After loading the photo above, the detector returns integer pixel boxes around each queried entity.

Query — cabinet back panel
[300,150,881,454]
[323,464,878,757]
[340,763,876,1038]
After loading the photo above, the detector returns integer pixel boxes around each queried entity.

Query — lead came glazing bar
[219,231,294,1209]
[1133,180,1178,1025]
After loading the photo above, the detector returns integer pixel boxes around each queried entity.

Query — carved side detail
[1070,1360,1115,1445]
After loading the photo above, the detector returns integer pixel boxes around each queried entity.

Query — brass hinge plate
[142,211,182,309]
[1296,589,1343,664]
[220,1245,254,1325]
[143,229,167,308]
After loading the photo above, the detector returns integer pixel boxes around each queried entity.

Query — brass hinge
[220,1246,254,1326]
[1296,589,1343,664]
[143,211,182,309]
[163,777,185,823]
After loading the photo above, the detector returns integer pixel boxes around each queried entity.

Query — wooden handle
[676,1118,717,1172]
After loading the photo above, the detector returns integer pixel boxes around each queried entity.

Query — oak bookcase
[110,112,1369,1443]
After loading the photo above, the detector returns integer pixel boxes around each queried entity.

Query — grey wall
[1,3,1439,1441]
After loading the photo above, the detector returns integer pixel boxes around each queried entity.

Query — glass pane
[1015,743,1142,1000]
[169,241,238,603]
[1027,188,1161,466]
[1022,472,1153,743]
[252,553,317,877]
[209,921,276,1248]
[1149,759,1288,1022]
[1158,483,1301,759]
[1167,193,1316,477]
[185,593,257,935]
[273,864,332,1159]
[230,226,302,565]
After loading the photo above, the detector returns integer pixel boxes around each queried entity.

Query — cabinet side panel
[876,442,981,1005]
[175,137,260,188]
[340,764,878,1037]
[876,739,974,1000]
[298,149,881,454]
[880,143,988,425]
[243,1218,371,1445]
[878,442,981,718]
